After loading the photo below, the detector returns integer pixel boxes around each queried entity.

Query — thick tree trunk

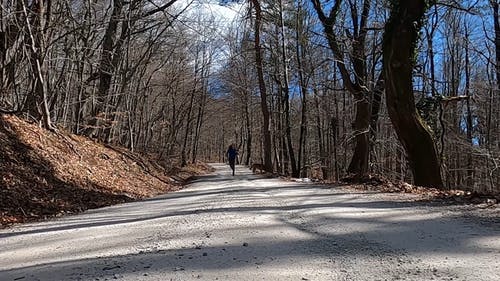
[251,0,272,172]
[347,95,370,175]
[383,0,443,188]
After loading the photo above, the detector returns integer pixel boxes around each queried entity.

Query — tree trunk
[22,0,53,130]
[295,3,309,178]
[192,76,208,164]
[0,5,22,111]
[84,0,124,137]
[277,0,298,177]
[314,89,328,179]
[383,0,443,188]
[244,92,252,166]
[369,74,384,153]
[181,83,196,167]
[347,95,370,175]
[492,0,500,151]
[251,0,272,172]
[462,25,474,189]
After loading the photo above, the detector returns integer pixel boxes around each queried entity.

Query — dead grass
[0,115,212,227]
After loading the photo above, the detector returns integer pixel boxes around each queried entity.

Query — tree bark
[251,0,273,172]
[275,0,298,177]
[244,93,252,166]
[493,0,500,90]
[192,71,208,164]
[0,4,22,111]
[492,0,500,150]
[369,74,384,151]
[347,95,370,175]
[21,0,54,130]
[383,0,443,188]
[464,25,474,189]
[181,77,197,167]
[295,2,309,178]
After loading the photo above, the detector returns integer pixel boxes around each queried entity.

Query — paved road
[1,164,499,280]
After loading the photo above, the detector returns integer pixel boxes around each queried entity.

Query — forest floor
[0,114,213,227]
[0,164,499,281]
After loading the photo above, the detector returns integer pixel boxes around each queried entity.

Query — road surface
[1,163,499,280]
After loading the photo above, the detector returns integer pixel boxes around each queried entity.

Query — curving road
[1,163,499,281]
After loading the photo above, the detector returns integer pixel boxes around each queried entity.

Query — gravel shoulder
[1,163,498,281]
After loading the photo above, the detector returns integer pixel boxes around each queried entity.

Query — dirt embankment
[0,115,212,227]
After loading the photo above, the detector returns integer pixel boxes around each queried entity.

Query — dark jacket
[227,147,238,161]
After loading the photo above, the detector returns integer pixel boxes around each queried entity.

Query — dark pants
[229,158,236,175]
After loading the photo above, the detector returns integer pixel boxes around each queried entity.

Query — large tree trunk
[383,0,443,188]
[347,95,370,175]
[251,0,272,172]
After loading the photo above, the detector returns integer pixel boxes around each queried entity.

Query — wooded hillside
[0,114,211,226]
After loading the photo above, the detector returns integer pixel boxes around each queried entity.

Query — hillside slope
[0,115,210,227]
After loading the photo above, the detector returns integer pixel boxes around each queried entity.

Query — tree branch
[142,0,178,18]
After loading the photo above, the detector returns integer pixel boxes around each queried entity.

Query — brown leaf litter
[341,173,500,207]
[0,115,213,227]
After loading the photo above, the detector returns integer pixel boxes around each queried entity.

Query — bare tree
[20,0,54,130]
[310,0,383,179]
[250,0,273,172]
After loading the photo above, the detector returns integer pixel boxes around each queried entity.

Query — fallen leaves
[341,173,499,206]
[0,115,211,228]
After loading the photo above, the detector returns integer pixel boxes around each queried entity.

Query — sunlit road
[1,163,499,280]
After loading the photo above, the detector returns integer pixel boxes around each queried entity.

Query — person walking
[226,144,238,176]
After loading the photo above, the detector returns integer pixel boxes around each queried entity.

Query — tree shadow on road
[2,163,498,280]
[2,174,496,238]
[1,208,498,281]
